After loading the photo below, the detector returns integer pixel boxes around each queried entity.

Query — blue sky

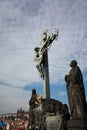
[0,0,87,114]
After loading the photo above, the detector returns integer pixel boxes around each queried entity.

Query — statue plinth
[67,119,87,130]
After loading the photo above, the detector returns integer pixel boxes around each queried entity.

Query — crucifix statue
[34,29,58,99]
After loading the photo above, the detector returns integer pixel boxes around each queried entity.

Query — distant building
[0,109,29,119]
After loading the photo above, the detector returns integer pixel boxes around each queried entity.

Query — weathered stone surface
[46,113,63,130]
[29,96,70,130]
[67,119,87,130]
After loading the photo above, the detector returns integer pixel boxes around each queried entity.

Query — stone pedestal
[67,119,87,130]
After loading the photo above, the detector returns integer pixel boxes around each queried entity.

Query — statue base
[67,119,87,130]
[29,97,70,130]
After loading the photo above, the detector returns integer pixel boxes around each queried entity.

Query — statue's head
[42,32,47,41]
[40,29,48,42]
[32,89,36,94]
[70,60,77,67]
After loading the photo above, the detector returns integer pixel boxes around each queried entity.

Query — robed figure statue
[65,60,86,120]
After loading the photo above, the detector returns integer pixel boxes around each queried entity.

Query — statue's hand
[65,75,68,82]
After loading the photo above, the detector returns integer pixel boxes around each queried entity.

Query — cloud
[0,84,31,114]
[0,0,87,113]
[58,92,66,97]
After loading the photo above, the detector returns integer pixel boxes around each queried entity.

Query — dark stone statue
[65,60,86,120]
[29,89,37,128]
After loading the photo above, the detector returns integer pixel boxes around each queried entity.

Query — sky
[0,0,87,114]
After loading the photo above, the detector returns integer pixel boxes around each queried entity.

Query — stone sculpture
[65,60,86,120]
[29,89,70,130]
